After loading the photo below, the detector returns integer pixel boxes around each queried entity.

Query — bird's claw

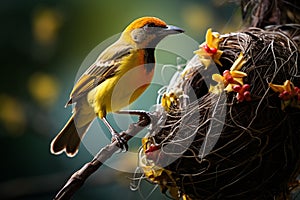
[112,132,128,152]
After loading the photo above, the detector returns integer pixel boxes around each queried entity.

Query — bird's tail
[50,114,92,157]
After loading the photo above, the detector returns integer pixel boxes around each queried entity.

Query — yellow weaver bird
[50,16,184,157]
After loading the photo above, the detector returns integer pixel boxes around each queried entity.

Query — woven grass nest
[138,25,300,200]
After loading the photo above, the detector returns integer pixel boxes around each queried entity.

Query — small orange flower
[194,28,223,68]
[161,92,181,112]
[140,138,180,199]
[209,52,251,102]
[269,80,300,110]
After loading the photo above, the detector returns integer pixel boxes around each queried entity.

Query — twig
[53,111,152,200]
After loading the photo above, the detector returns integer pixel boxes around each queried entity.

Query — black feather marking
[144,48,155,73]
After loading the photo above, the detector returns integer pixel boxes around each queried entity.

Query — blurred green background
[0,0,240,199]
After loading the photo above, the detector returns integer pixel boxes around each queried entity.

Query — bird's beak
[162,25,184,35]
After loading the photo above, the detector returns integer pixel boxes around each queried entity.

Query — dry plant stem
[53,111,152,200]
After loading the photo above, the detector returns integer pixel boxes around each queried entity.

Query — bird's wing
[66,44,132,105]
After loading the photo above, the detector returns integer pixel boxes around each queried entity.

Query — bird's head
[121,17,184,48]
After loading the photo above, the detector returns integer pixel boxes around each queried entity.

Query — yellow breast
[88,49,155,118]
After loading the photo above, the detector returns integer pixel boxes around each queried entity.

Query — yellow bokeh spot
[33,7,62,45]
[28,72,60,108]
[182,4,214,32]
[0,95,26,135]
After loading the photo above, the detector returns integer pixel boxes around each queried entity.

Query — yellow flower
[209,73,225,94]
[161,92,180,111]
[230,51,247,71]
[209,52,250,102]
[269,80,300,110]
[269,80,292,94]
[194,28,223,68]
[210,70,246,92]
[140,138,180,199]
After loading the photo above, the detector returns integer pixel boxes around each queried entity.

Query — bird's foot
[111,132,128,152]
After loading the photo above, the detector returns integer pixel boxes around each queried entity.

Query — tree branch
[53,111,152,200]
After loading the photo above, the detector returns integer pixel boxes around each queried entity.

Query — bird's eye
[147,23,156,27]
[143,23,155,32]
[143,23,165,32]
